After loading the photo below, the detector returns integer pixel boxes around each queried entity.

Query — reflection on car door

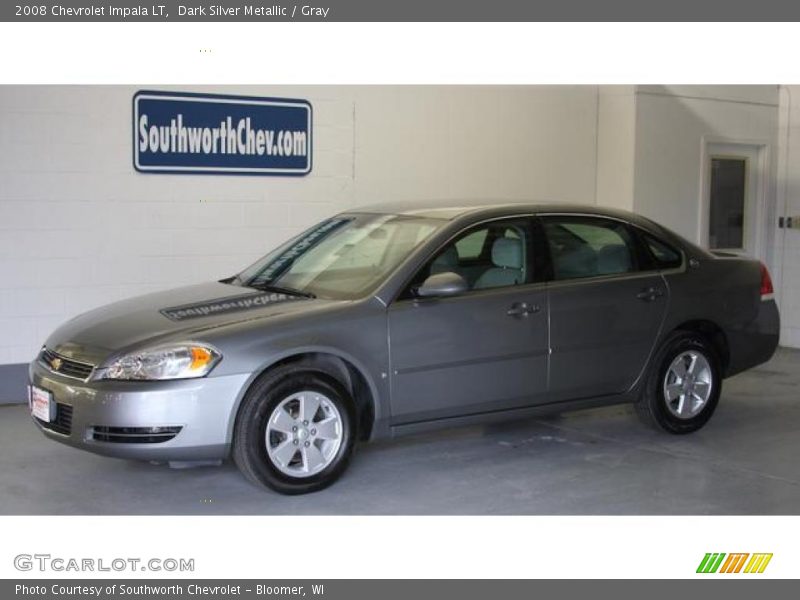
[387,218,549,424]
[542,215,670,401]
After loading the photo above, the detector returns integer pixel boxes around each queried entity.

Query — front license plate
[30,385,53,422]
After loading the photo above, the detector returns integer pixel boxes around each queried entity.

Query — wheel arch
[228,348,381,444]
[671,319,731,374]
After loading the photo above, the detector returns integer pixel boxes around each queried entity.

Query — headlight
[94,344,222,381]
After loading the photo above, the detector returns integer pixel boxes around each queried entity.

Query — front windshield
[236,213,442,300]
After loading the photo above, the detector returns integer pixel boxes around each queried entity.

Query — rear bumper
[28,361,250,461]
[726,298,780,377]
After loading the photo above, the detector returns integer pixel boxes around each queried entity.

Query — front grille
[36,403,73,435]
[39,348,95,380]
[92,426,182,444]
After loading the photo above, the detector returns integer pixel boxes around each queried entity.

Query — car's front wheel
[635,331,722,434]
[233,366,356,495]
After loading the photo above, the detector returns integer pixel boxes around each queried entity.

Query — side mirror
[417,272,468,298]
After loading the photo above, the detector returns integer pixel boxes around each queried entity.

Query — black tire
[232,366,356,495]
[635,331,722,434]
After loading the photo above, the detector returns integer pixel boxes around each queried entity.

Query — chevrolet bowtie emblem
[50,357,62,371]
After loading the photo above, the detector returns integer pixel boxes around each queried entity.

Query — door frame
[698,136,771,260]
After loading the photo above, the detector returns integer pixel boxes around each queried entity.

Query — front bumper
[28,360,250,461]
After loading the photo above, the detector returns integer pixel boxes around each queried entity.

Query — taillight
[760,262,774,298]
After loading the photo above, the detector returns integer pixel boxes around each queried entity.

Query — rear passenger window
[543,217,638,280]
[642,233,683,269]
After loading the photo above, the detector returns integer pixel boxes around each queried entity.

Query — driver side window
[405,219,532,297]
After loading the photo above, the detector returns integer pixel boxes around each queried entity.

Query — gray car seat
[596,243,631,275]
[552,244,595,279]
[474,237,524,289]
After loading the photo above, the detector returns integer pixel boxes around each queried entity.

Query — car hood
[45,281,338,365]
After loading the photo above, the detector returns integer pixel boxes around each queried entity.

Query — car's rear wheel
[233,366,356,494]
[635,331,722,434]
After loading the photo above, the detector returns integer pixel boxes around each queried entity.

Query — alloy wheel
[265,391,343,477]
[662,350,714,419]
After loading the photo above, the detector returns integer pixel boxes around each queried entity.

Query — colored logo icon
[697,553,773,574]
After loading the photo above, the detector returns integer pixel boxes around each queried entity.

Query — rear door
[541,215,669,401]
[387,217,550,424]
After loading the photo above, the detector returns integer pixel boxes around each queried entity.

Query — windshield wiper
[247,282,316,299]
[221,274,243,285]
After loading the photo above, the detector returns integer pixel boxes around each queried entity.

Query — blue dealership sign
[133,90,312,175]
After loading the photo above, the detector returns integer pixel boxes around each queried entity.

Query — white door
[702,143,764,258]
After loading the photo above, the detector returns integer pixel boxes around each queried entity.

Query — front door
[387,217,549,424]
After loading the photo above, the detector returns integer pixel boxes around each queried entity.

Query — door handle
[507,302,540,317]
[636,287,664,302]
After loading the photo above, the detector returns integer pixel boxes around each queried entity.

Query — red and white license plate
[29,385,53,422]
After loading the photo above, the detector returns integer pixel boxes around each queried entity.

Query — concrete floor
[1,348,799,515]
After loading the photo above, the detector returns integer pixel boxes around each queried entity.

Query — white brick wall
[632,86,780,247]
[4,84,798,361]
[776,86,800,348]
[0,85,600,364]
[0,86,355,363]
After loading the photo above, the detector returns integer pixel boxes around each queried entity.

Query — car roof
[349,198,649,224]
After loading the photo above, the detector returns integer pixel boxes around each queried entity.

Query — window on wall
[542,217,638,280]
[708,157,747,250]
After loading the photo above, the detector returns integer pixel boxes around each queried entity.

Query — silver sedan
[29,201,780,494]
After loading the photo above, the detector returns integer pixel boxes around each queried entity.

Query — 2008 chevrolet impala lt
[29,201,780,494]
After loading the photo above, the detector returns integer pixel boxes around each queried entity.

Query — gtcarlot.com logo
[697,553,773,574]
[14,554,195,572]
